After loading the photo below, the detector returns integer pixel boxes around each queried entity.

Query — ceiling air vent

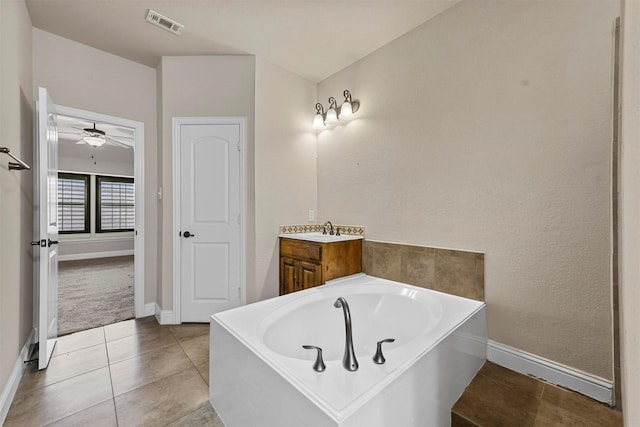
[145,9,184,35]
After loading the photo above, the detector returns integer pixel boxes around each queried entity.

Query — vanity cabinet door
[280,256,297,295]
[298,260,322,291]
[279,257,322,295]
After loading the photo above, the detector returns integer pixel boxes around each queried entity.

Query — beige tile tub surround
[362,240,484,301]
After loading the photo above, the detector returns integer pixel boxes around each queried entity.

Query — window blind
[57,173,89,233]
[97,176,135,232]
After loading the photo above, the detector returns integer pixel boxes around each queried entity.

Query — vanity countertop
[278,232,364,243]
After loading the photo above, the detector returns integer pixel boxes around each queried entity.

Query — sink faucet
[334,297,358,371]
[323,221,335,235]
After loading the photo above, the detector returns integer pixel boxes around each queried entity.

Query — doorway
[54,105,145,334]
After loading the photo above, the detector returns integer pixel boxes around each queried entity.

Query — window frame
[57,172,90,234]
[96,175,135,233]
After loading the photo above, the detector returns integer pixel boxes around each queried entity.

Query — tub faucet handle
[373,338,395,365]
[302,345,326,372]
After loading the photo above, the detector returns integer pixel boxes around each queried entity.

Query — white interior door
[36,87,59,369]
[177,119,244,322]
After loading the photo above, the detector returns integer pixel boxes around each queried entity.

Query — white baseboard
[0,329,35,425]
[58,249,134,262]
[487,340,613,405]
[143,303,155,317]
[154,303,177,325]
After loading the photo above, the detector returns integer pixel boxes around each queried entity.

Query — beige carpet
[58,255,135,336]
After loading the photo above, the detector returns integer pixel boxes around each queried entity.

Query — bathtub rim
[211,273,486,422]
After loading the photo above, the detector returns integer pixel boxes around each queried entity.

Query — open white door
[36,87,59,369]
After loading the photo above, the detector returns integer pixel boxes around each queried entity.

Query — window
[57,173,90,234]
[97,176,135,232]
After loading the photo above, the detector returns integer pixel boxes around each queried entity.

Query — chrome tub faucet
[334,297,358,371]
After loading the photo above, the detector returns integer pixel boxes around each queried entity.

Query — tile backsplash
[279,224,365,235]
[362,240,484,301]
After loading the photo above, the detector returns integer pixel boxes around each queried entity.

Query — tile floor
[5,316,223,426]
[5,316,624,427]
[452,362,624,427]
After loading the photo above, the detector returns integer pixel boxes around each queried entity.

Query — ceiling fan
[59,123,133,149]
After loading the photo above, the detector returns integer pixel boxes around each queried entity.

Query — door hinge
[238,286,241,298]
[237,141,241,152]
[237,214,241,225]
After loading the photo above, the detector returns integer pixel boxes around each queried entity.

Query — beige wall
[620,0,640,423]
[0,0,33,399]
[32,29,159,305]
[157,56,256,308]
[254,59,317,301]
[317,0,618,379]
[58,143,134,176]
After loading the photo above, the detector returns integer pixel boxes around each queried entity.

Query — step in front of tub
[451,362,622,426]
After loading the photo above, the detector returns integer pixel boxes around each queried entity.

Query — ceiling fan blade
[106,134,134,140]
[75,140,87,144]
[105,135,133,148]
[60,130,84,135]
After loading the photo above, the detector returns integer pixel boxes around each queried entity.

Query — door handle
[47,239,59,247]
[183,231,195,238]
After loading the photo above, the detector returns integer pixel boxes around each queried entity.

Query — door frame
[55,105,146,318]
[172,117,247,324]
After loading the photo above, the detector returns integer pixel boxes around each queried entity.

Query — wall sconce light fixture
[312,103,326,130]
[340,90,357,119]
[325,97,339,125]
[312,90,360,130]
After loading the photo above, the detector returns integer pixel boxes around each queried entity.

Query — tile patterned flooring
[452,362,624,427]
[5,317,223,427]
[5,316,624,427]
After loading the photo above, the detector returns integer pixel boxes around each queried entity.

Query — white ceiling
[25,0,462,82]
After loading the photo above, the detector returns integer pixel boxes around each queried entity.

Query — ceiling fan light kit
[83,136,106,147]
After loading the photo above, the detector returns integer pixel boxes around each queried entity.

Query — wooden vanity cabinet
[279,237,362,295]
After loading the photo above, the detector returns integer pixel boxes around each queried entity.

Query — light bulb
[340,101,353,119]
[325,108,338,124]
[312,113,325,129]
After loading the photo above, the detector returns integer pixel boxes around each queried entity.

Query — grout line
[19,349,111,395]
[193,361,208,386]
[103,327,120,426]
[41,399,115,427]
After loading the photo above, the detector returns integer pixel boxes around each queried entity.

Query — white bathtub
[210,274,487,426]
